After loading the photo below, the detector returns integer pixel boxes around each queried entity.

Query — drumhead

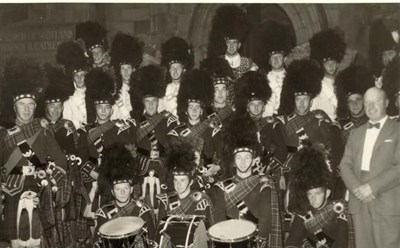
[208,219,257,243]
[99,216,144,239]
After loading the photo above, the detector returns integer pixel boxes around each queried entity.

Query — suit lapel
[373,118,394,153]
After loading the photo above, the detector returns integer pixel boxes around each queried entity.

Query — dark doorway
[241,4,296,67]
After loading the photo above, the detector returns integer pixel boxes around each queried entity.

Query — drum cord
[185,216,196,248]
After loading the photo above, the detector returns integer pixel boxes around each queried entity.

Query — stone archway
[188,3,328,66]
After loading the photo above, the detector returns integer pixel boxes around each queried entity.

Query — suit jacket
[340,118,400,215]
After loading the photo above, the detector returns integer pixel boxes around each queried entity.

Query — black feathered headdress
[288,145,333,215]
[110,32,143,93]
[309,28,346,64]
[335,65,374,119]
[200,57,233,86]
[220,114,260,178]
[97,143,138,195]
[258,20,293,69]
[161,36,194,70]
[75,21,108,52]
[166,137,197,177]
[85,68,117,107]
[278,59,323,115]
[130,65,166,118]
[0,57,46,124]
[234,71,272,115]
[177,69,214,122]
[56,41,89,75]
[369,18,399,77]
[207,5,250,57]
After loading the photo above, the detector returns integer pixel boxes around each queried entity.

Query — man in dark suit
[340,87,400,248]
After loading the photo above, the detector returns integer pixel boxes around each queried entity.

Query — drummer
[156,138,215,225]
[95,143,156,245]
[211,114,283,248]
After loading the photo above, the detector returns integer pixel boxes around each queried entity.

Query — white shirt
[63,85,87,129]
[263,70,286,117]
[310,76,338,121]
[361,116,388,171]
[225,54,241,68]
[111,83,132,120]
[158,82,180,117]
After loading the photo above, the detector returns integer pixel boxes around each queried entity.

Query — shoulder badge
[167,129,179,137]
[276,115,285,125]
[7,126,21,136]
[95,208,107,219]
[156,193,169,208]
[126,118,137,127]
[338,213,348,221]
[167,115,178,127]
[288,113,296,122]
[64,120,74,136]
[196,198,210,211]
[139,204,151,217]
[212,127,220,137]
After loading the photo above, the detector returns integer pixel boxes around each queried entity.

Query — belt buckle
[22,165,35,176]
[150,150,160,160]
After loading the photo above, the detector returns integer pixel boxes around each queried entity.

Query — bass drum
[96,216,148,248]
[208,219,257,248]
[156,215,207,248]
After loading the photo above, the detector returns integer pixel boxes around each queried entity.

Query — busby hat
[110,32,143,69]
[130,65,166,117]
[221,114,260,177]
[278,59,323,115]
[0,57,45,125]
[207,5,250,57]
[336,65,375,119]
[234,71,272,114]
[161,36,194,69]
[56,41,89,75]
[97,143,138,194]
[259,20,293,69]
[288,145,333,214]
[200,57,233,86]
[75,21,108,52]
[309,28,346,64]
[41,65,72,104]
[166,137,197,177]
[369,18,399,76]
[177,69,214,122]
[85,68,117,106]
[3,57,45,103]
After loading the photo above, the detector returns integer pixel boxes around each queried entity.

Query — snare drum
[97,216,148,248]
[208,219,257,248]
[156,215,207,248]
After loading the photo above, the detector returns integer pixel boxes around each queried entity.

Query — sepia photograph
[0,2,399,248]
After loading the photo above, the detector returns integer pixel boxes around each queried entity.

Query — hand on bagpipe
[35,155,65,192]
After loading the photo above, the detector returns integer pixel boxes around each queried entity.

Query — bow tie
[368,122,380,129]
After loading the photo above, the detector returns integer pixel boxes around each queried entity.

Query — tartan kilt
[2,176,41,240]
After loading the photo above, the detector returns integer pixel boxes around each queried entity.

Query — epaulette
[211,126,221,137]
[287,113,296,122]
[156,193,169,208]
[167,115,178,127]
[115,119,132,135]
[196,197,210,211]
[126,117,137,127]
[139,203,152,216]
[167,123,189,137]
[276,115,285,125]
[7,125,21,136]
[95,207,107,219]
